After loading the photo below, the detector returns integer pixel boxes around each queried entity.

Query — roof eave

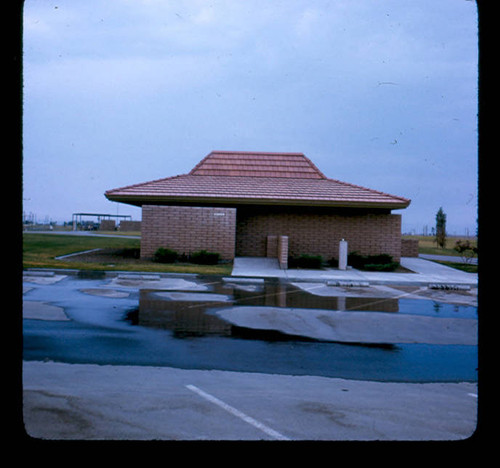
[105,193,410,210]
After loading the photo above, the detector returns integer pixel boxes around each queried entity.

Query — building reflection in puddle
[137,279,399,338]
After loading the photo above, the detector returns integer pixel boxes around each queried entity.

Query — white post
[339,239,348,270]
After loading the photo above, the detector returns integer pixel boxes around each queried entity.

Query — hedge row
[288,252,400,271]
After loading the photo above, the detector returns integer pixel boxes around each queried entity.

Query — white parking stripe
[185,384,291,441]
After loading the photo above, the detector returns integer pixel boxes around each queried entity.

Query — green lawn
[22,233,233,275]
[436,261,477,273]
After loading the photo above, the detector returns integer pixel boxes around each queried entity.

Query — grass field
[403,235,477,256]
[22,233,233,275]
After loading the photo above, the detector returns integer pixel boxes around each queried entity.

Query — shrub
[153,247,179,263]
[453,240,478,264]
[365,253,394,265]
[347,252,366,269]
[347,252,399,271]
[288,254,323,269]
[120,247,140,259]
[189,250,220,265]
[178,252,190,263]
[362,262,399,271]
[327,257,339,267]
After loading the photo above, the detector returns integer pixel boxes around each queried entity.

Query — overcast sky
[22,0,478,235]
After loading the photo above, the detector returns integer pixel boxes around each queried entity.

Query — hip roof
[105,151,410,209]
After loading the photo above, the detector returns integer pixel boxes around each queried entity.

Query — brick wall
[401,238,419,257]
[266,235,278,258]
[236,206,402,262]
[141,205,236,260]
[119,220,141,232]
[99,220,116,231]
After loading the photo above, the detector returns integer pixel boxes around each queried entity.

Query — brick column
[277,235,288,269]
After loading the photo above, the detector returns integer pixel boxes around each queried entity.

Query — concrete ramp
[231,257,285,278]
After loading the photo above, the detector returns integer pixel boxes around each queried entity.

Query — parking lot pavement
[22,361,477,441]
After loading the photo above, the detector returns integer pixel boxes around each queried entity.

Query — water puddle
[136,279,398,336]
[134,278,477,345]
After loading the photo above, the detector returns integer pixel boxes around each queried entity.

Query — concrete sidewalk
[231,256,478,287]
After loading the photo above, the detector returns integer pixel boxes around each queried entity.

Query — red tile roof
[105,151,410,209]
[189,151,326,179]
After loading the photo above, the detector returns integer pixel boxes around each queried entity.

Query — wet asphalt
[22,271,478,383]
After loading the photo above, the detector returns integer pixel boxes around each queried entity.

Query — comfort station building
[105,151,412,267]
